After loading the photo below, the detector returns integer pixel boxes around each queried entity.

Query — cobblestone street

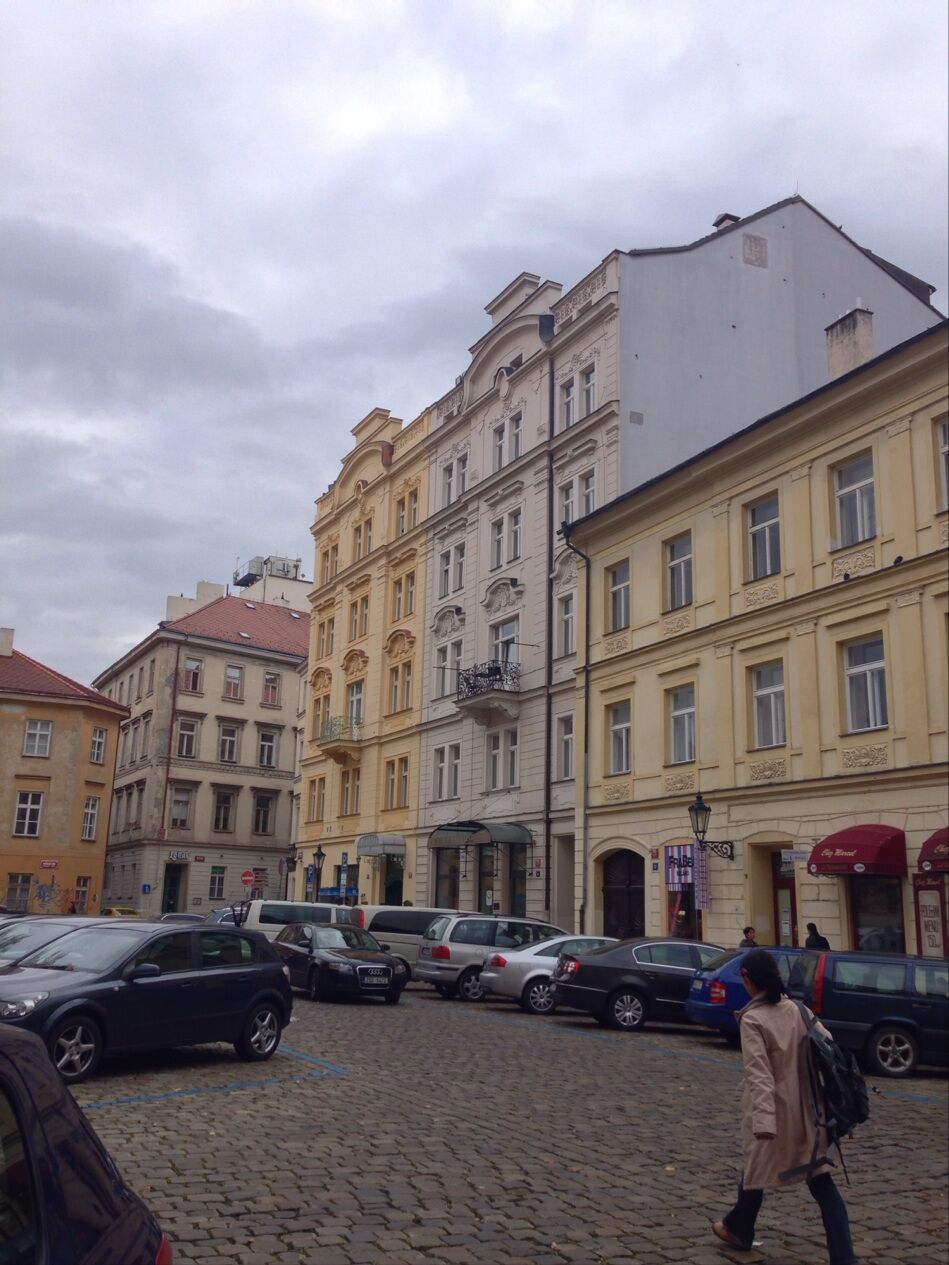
[73,986,949,1265]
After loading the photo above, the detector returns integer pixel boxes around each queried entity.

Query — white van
[207,899,356,942]
[351,906,462,977]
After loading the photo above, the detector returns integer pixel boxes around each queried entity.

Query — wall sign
[40,860,58,870]
[167,850,190,862]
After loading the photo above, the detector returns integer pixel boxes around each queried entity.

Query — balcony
[319,716,363,765]
[455,660,520,724]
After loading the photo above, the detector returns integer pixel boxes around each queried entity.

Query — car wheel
[605,989,647,1032]
[457,968,484,1003]
[394,958,412,981]
[306,968,321,1002]
[866,1026,918,1077]
[48,1015,103,1084]
[235,1003,282,1062]
[384,990,401,1006]
[434,984,457,999]
[520,976,556,1015]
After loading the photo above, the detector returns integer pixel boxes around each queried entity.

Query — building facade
[93,588,308,916]
[0,628,126,913]
[565,319,948,953]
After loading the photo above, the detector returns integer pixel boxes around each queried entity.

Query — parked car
[351,905,463,978]
[0,915,91,965]
[205,899,355,939]
[416,914,567,1001]
[551,937,725,1031]
[99,907,141,918]
[480,934,616,1014]
[159,912,206,923]
[787,949,949,1077]
[0,1023,172,1263]
[0,921,293,1083]
[273,922,408,1003]
[686,946,807,1041]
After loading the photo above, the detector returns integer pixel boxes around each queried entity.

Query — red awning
[918,828,949,874]
[808,825,907,877]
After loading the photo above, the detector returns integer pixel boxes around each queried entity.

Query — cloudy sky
[2,0,947,685]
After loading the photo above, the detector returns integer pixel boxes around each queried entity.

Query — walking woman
[712,949,857,1265]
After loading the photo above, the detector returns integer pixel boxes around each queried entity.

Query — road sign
[307,864,315,881]
[240,869,255,887]
[141,884,151,894]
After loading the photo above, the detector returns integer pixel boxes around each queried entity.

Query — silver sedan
[480,935,616,1015]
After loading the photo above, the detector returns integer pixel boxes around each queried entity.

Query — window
[845,636,888,732]
[608,561,630,631]
[23,720,51,757]
[493,422,506,472]
[140,716,150,759]
[213,791,234,832]
[329,543,339,575]
[74,876,91,913]
[209,866,226,901]
[129,723,139,764]
[390,662,411,714]
[558,593,575,656]
[666,533,693,609]
[401,661,413,710]
[253,792,275,834]
[938,418,949,507]
[408,488,418,527]
[223,664,243,699]
[347,681,364,727]
[559,481,575,526]
[219,724,238,763]
[438,548,463,600]
[385,759,407,810]
[748,495,781,580]
[835,453,876,547]
[81,796,99,841]
[5,874,32,912]
[320,549,331,584]
[136,666,144,699]
[393,577,404,620]
[353,523,363,561]
[176,719,198,759]
[132,783,144,827]
[752,662,786,748]
[395,571,417,616]
[433,743,460,800]
[670,686,696,764]
[451,548,464,593]
[491,617,518,664]
[456,453,468,495]
[435,640,462,697]
[317,618,334,657]
[90,727,107,764]
[608,702,631,774]
[340,768,361,815]
[307,778,317,820]
[258,730,277,768]
[442,454,468,506]
[119,726,129,767]
[561,378,575,429]
[487,728,519,789]
[581,364,596,415]
[315,777,326,821]
[396,497,407,536]
[490,518,504,569]
[507,509,521,561]
[398,756,409,808]
[147,658,155,694]
[388,666,400,713]
[349,600,359,641]
[170,787,192,829]
[182,657,203,692]
[558,715,574,779]
[579,469,595,516]
[510,412,522,459]
[358,596,369,637]
[313,693,329,741]
[262,672,281,705]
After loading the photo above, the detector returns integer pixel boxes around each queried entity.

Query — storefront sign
[913,876,947,958]
[40,860,58,870]
[167,850,190,862]
[781,849,811,864]
[666,845,694,891]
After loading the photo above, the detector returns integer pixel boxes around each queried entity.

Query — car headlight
[0,993,49,1018]
[325,962,354,974]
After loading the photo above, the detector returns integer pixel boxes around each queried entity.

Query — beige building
[565,317,948,954]
[292,408,430,905]
[93,585,308,915]
[0,628,126,912]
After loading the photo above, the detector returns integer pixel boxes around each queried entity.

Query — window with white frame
[581,364,596,416]
[491,617,519,664]
[119,726,129,767]
[435,640,462,697]
[317,617,334,657]
[219,723,239,763]
[140,716,151,759]
[129,723,139,763]
[340,768,360,815]
[73,876,91,913]
[329,543,339,575]
[507,509,522,561]
[388,662,413,712]
[438,549,451,598]
[442,454,468,506]
[752,662,786,748]
[558,593,575,656]
[433,743,460,800]
[493,422,506,472]
[398,756,409,807]
[176,719,198,759]
[315,777,326,820]
[347,681,364,727]
[253,792,275,834]
[561,378,575,429]
[223,664,243,700]
[133,783,144,826]
[845,636,888,732]
[408,488,419,527]
[136,666,143,699]
[209,866,226,901]
[358,595,369,637]
[439,546,465,597]
[307,779,318,821]
[6,874,32,912]
[396,496,407,536]
[487,728,518,790]
[490,518,504,569]
[835,453,876,547]
[147,658,155,694]
[23,720,51,758]
[90,726,107,764]
[666,533,693,609]
[182,657,203,692]
[669,686,696,764]
[608,702,631,774]
[937,418,949,507]
[385,759,398,810]
[320,549,331,584]
[349,600,359,640]
[213,790,234,832]
[579,469,595,516]
[393,576,405,620]
[748,494,781,580]
[608,561,630,631]
[401,661,413,710]
[262,672,280,706]
[510,412,522,460]
[559,480,575,525]
[258,729,277,768]
[313,694,329,741]
[170,786,192,830]
[558,714,574,779]
[13,791,42,837]
[405,571,416,614]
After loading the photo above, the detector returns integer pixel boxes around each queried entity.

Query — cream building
[293,408,430,905]
[564,317,948,954]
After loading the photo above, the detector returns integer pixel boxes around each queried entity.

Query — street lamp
[313,844,326,898]
[285,844,297,899]
[688,792,735,861]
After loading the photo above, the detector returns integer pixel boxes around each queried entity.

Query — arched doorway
[602,850,645,939]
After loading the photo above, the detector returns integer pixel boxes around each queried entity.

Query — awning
[918,827,949,874]
[356,833,406,858]
[808,825,907,877]
[428,820,532,849]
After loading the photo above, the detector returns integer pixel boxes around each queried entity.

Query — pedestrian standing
[739,926,757,947]
[805,922,831,951]
[712,949,857,1264]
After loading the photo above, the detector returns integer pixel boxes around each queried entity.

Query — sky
[2,0,947,685]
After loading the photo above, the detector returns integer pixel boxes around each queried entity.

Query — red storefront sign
[913,874,947,958]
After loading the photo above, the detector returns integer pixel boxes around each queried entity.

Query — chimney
[825,305,873,379]
[713,212,740,231]
[0,628,13,657]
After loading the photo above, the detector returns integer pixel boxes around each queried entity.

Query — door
[911,961,949,1065]
[508,843,527,917]
[771,851,798,946]
[197,931,258,1040]
[477,847,496,915]
[602,850,644,940]
[383,856,404,905]
[161,864,184,914]
[636,941,698,1015]
[120,930,201,1048]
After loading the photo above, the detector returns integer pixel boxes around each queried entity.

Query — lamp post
[313,844,326,899]
[687,792,735,861]
[285,845,298,899]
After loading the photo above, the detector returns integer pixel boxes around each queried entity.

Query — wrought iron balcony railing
[456,660,520,700]
[320,716,363,744]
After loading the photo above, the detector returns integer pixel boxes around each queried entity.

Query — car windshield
[0,922,79,961]
[314,926,380,951]
[700,949,741,972]
[18,927,146,972]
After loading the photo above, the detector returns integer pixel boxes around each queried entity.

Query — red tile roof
[163,595,309,657]
[0,650,128,713]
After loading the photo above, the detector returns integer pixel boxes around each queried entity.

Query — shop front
[808,824,907,952]
[428,821,532,915]
[665,843,701,939]
[355,834,406,905]
[913,827,948,958]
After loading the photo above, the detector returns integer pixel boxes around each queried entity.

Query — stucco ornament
[554,270,607,327]
[552,551,577,593]
[385,631,416,662]
[939,519,948,546]
[602,782,631,802]
[665,771,695,793]
[841,744,888,769]
[831,547,875,581]
[663,612,692,636]
[431,607,465,638]
[310,667,332,691]
[342,650,369,680]
[744,582,780,609]
[750,759,787,782]
[603,636,629,655]
[483,579,522,614]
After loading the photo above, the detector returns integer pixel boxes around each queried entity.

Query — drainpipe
[159,641,182,841]
[542,350,556,917]
[562,528,591,933]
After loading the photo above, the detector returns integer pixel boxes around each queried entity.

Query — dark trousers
[723,1173,856,1265]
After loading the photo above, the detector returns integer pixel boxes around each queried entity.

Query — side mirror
[123,962,161,982]
[379,943,391,952]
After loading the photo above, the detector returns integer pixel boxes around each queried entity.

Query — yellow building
[0,628,126,912]
[292,407,430,905]
[565,316,948,954]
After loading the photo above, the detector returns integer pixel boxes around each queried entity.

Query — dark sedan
[551,937,725,1031]
[0,921,293,1083]
[274,923,408,1004]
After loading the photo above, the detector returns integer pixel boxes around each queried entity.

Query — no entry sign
[240,869,255,887]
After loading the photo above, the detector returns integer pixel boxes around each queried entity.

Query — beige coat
[737,994,834,1191]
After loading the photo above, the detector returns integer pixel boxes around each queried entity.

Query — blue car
[686,946,806,1041]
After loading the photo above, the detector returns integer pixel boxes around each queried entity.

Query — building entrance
[161,863,184,914]
[602,850,645,939]
[771,850,799,946]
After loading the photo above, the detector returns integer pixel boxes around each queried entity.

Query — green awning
[428,820,532,849]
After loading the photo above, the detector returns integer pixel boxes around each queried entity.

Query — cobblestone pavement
[73,985,948,1265]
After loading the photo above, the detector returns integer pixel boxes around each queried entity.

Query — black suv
[787,950,949,1077]
[551,937,725,1031]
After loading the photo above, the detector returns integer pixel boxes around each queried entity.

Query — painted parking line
[81,1066,342,1111]
[279,1044,349,1075]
